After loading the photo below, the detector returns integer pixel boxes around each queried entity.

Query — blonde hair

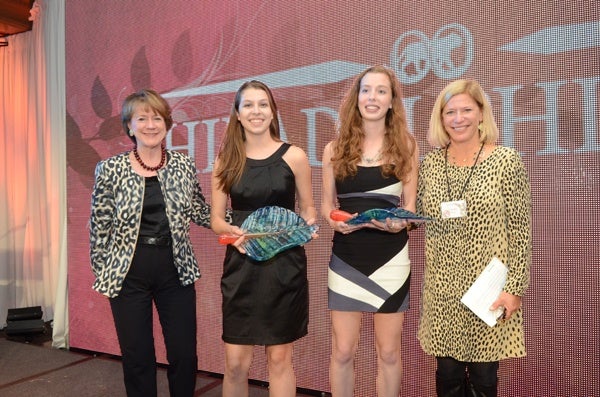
[428,79,498,148]
[331,65,415,181]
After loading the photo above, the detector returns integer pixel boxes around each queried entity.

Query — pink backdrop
[66,1,599,395]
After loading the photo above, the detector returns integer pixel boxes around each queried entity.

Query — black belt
[138,236,172,246]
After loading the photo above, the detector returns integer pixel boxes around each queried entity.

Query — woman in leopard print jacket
[89,89,212,397]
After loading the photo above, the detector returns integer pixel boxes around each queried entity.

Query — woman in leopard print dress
[417,80,531,397]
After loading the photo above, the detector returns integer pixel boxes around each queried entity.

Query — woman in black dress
[321,66,419,396]
[210,80,317,397]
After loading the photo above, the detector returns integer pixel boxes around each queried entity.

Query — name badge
[441,200,467,219]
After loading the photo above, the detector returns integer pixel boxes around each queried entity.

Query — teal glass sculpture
[331,207,432,225]
[229,206,318,261]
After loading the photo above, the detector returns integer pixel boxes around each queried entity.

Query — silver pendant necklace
[361,150,382,164]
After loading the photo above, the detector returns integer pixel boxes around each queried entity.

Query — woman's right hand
[330,220,367,234]
[226,226,247,254]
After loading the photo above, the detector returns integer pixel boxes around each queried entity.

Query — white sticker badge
[441,200,467,219]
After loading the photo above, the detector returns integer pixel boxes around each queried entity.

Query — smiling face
[442,93,483,146]
[357,72,393,122]
[236,87,274,136]
[128,105,168,149]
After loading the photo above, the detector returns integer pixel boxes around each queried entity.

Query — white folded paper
[461,257,508,327]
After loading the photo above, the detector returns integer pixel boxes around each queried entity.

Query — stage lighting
[5,306,46,336]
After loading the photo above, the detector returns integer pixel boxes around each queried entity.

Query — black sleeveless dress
[221,143,309,345]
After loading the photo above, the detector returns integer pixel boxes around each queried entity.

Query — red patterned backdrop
[66,2,599,395]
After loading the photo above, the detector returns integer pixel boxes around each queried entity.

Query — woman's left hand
[305,217,319,240]
[490,291,522,322]
[370,218,408,233]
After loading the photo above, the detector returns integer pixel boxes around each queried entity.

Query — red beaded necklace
[133,147,166,172]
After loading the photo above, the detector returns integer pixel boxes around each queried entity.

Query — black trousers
[110,244,197,397]
[436,357,499,397]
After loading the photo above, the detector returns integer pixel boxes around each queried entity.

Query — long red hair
[331,65,416,181]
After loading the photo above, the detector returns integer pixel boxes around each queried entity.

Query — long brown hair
[331,65,416,181]
[214,80,281,193]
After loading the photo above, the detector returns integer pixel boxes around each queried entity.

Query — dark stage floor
[0,322,322,397]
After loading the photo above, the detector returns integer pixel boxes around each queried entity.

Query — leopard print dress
[417,146,531,361]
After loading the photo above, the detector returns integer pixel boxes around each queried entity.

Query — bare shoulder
[324,140,335,151]
[322,140,336,157]
[284,144,309,163]
[320,141,337,167]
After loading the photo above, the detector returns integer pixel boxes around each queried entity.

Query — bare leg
[374,312,405,397]
[330,311,362,397]
[265,343,296,397]
[222,343,253,397]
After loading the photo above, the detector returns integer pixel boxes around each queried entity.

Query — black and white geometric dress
[328,166,411,313]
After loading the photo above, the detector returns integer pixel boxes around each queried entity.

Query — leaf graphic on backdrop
[98,115,124,142]
[91,76,113,119]
[131,46,152,91]
[171,30,193,83]
[66,111,82,141]
[66,111,101,189]
[72,143,102,189]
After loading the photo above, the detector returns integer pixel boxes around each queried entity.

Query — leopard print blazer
[89,150,211,298]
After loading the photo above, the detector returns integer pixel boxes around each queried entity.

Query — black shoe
[435,374,465,397]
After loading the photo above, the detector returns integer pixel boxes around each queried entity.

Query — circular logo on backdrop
[390,23,473,84]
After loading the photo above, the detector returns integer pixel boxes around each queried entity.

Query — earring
[129,130,134,136]
[478,123,483,131]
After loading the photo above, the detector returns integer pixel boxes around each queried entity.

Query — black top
[139,176,170,237]
[229,143,296,214]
